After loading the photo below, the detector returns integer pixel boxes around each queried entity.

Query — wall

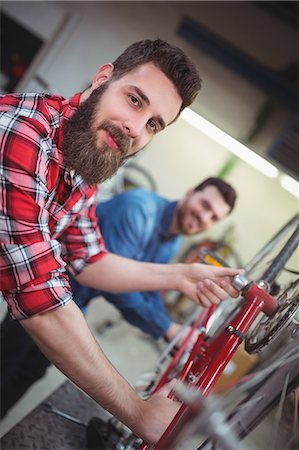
[10,0,295,154]
[133,117,298,266]
[5,1,296,146]
[2,1,298,268]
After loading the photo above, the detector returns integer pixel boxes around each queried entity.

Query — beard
[176,204,188,234]
[176,203,202,236]
[62,84,131,185]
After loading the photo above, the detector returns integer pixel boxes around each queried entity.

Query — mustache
[62,83,133,185]
[97,120,130,157]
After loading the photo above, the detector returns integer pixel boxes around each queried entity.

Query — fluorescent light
[279,174,299,198]
[181,108,279,178]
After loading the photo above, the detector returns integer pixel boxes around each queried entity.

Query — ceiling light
[181,108,279,178]
[279,174,299,198]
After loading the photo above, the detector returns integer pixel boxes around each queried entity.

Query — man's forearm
[21,301,143,429]
[76,252,242,307]
[76,252,182,293]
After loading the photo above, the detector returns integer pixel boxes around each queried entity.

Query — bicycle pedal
[86,416,122,450]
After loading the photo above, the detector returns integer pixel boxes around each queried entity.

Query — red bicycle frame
[152,305,217,394]
[140,281,277,450]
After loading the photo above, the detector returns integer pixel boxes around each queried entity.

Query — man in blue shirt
[71,176,237,340]
[0,177,237,418]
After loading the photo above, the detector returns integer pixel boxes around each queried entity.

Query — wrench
[44,402,88,426]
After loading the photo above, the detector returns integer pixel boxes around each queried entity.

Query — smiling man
[0,39,241,443]
[69,177,237,342]
[62,61,182,185]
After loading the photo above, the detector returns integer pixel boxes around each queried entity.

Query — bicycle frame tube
[154,282,277,450]
[153,306,216,393]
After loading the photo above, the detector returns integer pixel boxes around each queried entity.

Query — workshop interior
[0,2,298,450]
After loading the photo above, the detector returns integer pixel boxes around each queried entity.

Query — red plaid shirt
[0,92,107,319]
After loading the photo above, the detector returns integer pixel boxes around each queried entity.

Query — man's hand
[134,380,180,444]
[177,263,243,308]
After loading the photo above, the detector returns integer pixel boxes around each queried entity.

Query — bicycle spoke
[270,373,290,450]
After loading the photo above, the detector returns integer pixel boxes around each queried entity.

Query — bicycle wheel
[197,339,299,450]
[244,214,299,353]
[244,213,299,286]
[96,162,157,202]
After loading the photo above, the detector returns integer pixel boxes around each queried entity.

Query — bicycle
[110,213,299,450]
[96,161,157,203]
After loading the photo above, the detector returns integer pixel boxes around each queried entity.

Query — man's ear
[91,63,114,90]
[178,188,194,207]
[184,189,194,200]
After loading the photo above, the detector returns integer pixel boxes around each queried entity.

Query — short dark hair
[111,39,202,114]
[194,177,237,213]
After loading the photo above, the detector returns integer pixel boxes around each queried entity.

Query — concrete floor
[0,298,160,438]
[0,298,297,449]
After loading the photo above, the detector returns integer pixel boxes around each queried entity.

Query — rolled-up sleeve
[0,102,106,319]
[61,196,107,276]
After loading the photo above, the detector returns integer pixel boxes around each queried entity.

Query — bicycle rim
[244,213,299,286]
[196,341,299,450]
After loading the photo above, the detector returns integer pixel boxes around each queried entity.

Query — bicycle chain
[245,279,299,353]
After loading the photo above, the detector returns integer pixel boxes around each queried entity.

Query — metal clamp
[232,274,249,292]
[226,325,245,341]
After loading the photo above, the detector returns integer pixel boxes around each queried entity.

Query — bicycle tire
[197,340,299,450]
[244,214,299,353]
[96,162,157,202]
[244,213,299,284]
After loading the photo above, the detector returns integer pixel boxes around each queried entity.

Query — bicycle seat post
[231,274,277,317]
[243,282,277,316]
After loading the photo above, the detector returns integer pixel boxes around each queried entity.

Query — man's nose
[201,210,213,225]
[123,118,145,139]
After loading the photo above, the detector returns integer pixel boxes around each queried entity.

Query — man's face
[176,185,230,235]
[63,62,182,185]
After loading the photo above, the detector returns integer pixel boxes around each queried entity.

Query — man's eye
[129,95,139,105]
[202,200,210,210]
[148,119,157,131]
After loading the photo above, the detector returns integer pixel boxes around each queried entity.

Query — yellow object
[213,343,259,393]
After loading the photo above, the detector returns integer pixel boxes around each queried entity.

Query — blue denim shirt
[70,188,181,338]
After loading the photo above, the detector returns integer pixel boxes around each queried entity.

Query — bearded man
[0,39,241,443]
[70,177,237,340]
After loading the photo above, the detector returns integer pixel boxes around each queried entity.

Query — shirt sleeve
[96,190,156,260]
[102,289,172,338]
[0,113,104,319]
[61,195,107,277]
